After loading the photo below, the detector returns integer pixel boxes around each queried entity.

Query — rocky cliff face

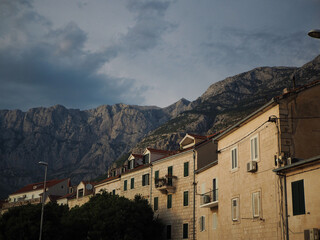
[1,55,319,199]
[0,101,190,198]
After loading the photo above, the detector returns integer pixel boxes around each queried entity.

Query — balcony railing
[200,189,218,208]
[155,175,177,194]
[2,198,41,210]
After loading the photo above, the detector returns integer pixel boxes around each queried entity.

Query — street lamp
[308,29,320,39]
[38,161,48,240]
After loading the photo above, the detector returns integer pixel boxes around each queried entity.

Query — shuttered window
[252,192,260,217]
[184,162,189,177]
[183,191,189,206]
[168,166,173,186]
[167,194,172,209]
[183,223,188,239]
[131,178,134,189]
[212,213,217,230]
[231,147,238,170]
[231,197,239,221]
[124,180,127,191]
[291,180,305,215]
[142,174,149,186]
[199,216,205,231]
[250,136,259,161]
[154,197,158,211]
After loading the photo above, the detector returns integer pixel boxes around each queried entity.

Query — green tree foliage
[0,193,163,240]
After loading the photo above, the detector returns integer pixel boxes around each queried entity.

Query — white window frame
[231,146,238,170]
[252,191,261,218]
[231,197,239,221]
[199,216,205,232]
[212,213,217,230]
[250,135,259,161]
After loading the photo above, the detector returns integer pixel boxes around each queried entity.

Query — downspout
[284,174,289,240]
[150,164,153,205]
[193,149,196,240]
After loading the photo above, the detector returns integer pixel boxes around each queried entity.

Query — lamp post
[38,161,48,240]
[308,29,320,39]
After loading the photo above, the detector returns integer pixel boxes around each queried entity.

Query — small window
[184,162,189,177]
[252,192,260,218]
[166,225,171,239]
[155,170,159,185]
[212,213,217,230]
[129,159,135,169]
[168,166,173,186]
[231,147,238,170]
[143,154,150,164]
[78,189,84,198]
[124,180,127,191]
[112,189,116,195]
[183,223,188,239]
[199,216,205,232]
[250,135,259,161]
[291,180,305,215]
[231,197,239,221]
[142,174,150,186]
[154,197,159,211]
[183,191,189,206]
[167,194,172,209]
[131,178,135,189]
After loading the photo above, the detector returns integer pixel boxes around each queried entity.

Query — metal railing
[200,189,218,205]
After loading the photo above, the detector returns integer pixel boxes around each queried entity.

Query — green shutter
[184,162,189,177]
[124,180,127,191]
[168,166,173,186]
[184,191,189,206]
[142,175,145,186]
[183,223,188,239]
[131,178,134,189]
[292,180,305,215]
[167,194,172,209]
[154,197,158,211]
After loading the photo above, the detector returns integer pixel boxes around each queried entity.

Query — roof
[131,153,143,158]
[145,148,174,155]
[11,178,69,195]
[57,192,76,200]
[121,163,151,176]
[187,133,207,140]
[95,175,121,186]
[273,155,320,174]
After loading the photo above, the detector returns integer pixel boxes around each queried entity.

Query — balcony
[155,175,177,194]
[200,189,218,208]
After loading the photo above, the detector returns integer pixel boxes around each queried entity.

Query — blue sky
[0,0,319,110]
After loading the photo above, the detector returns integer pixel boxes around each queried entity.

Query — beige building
[196,80,320,240]
[68,181,95,208]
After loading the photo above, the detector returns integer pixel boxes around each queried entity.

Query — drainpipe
[283,174,289,240]
[193,149,196,240]
[150,164,153,205]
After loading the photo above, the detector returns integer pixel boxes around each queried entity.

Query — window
[166,225,171,239]
[131,178,135,189]
[142,174,150,186]
[250,135,259,161]
[231,147,238,170]
[143,154,150,164]
[129,159,135,169]
[199,216,205,232]
[231,197,239,221]
[168,166,173,186]
[212,213,217,230]
[124,180,127,191]
[78,189,84,198]
[112,189,116,195]
[183,191,189,206]
[183,223,188,239]
[154,197,159,211]
[167,194,172,209]
[213,178,218,201]
[252,192,260,217]
[291,180,305,215]
[184,162,189,177]
[155,170,159,184]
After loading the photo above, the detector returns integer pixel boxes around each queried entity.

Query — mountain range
[1,55,319,198]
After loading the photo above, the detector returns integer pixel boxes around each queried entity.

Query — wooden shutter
[292,180,306,215]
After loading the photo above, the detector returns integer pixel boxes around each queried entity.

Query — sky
[0,0,319,111]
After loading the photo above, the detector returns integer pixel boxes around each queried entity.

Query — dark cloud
[0,0,160,110]
[201,27,319,74]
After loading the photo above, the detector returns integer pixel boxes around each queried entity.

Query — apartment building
[196,80,320,240]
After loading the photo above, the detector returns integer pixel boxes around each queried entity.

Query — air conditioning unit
[247,161,257,172]
[202,195,211,204]
[304,228,319,240]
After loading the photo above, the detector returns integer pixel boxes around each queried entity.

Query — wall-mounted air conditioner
[201,195,210,204]
[247,161,257,172]
[304,228,319,240]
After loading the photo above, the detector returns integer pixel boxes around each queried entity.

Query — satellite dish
[86,184,93,190]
